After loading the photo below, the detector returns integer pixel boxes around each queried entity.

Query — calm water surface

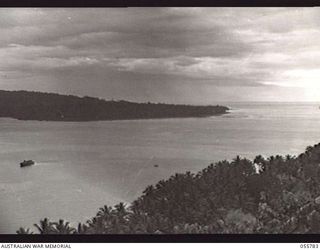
[0,102,320,233]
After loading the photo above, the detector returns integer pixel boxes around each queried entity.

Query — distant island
[0,90,229,121]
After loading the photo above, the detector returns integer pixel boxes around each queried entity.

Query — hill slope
[17,143,320,234]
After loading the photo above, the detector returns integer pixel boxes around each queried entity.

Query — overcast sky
[0,8,319,104]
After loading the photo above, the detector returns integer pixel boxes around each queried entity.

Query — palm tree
[115,202,127,214]
[155,180,166,190]
[88,216,106,234]
[74,223,89,234]
[34,218,55,234]
[143,185,155,197]
[52,219,75,234]
[97,205,112,218]
[306,146,313,154]
[233,155,241,165]
[16,227,33,234]
[255,155,264,162]
[86,217,99,227]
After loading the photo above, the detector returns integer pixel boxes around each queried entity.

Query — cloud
[0,8,319,102]
[0,44,98,74]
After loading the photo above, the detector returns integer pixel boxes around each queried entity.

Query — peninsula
[0,90,229,121]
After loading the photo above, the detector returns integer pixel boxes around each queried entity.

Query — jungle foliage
[18,143,320,234]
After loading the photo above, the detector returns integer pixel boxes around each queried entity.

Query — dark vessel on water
[20,160,35,168]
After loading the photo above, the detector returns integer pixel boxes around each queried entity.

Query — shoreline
[0,90,229,122]
[0,111,230,123]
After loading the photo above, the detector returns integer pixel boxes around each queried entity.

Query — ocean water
[0,102,320,233]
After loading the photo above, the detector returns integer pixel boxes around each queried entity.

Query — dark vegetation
[18,143,320,234]
[0,90,228,121]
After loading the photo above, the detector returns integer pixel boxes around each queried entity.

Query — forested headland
[0,90,228,121]
[17,143,320,234]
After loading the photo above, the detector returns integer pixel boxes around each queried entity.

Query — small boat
[20,160,35,168]
[154,164,159,168]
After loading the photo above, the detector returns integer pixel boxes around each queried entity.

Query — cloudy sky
[0,8,320,104]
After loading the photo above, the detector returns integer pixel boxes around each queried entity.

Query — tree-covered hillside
[17,143,320,234]
[0,90,228,121]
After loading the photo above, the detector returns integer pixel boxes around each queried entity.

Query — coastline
[0,90,229,122]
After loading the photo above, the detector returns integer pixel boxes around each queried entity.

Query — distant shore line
[0,110,230,122]
[0,90,229,122]
[11,112,230,122]
[0,113,230,124]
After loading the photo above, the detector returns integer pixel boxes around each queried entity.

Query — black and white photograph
[0,6,320,238]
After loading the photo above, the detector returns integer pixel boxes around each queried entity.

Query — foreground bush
[18,143,320,234]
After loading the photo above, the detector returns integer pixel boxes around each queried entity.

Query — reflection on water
[0,102,320,233]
